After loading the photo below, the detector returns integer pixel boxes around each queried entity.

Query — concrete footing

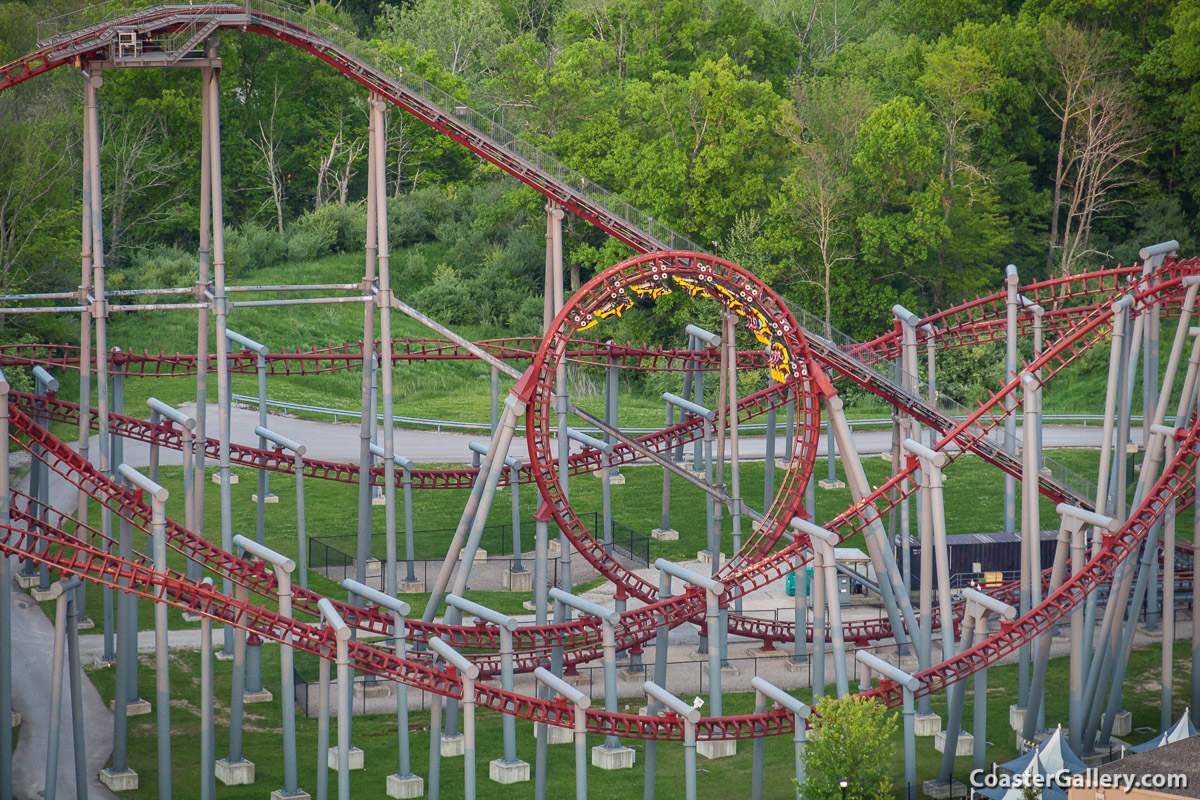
[651,528,679,542]
[365,559,382,577]
[489,759,531,784]
[326,747,364,771]
[748,646,790,659]
[10,712,19,727]
[696,550,725,565]
[270,789,311,800]
[923,779,967,799]
[15,574,38,589]
[592,745,636,770]
[211,472,239,485]
[243,688,274,704]
[440,734,465,758]
[1009,704,1026,731]
[457,549,487,562]
[606,473,626,485]
[784,658,809,674]
[181,611,203,622]
[775,459,791,470]
[503,569,533,592]
[701,662,740,678]
[934,730,974,756]
[397,581,424,594]
[215,758,256,786]
[30,588,55,602]
[817,478,846,489]
[1104,710,1132,737]
[696,740,737,760]
[109,698,152,716]
[533,722,574,744]
[387,774,426,798]
[915,713,942,737]
[251,493,280,504]
[563,672,591,688]
[548,540,560,556]
[99,767,140,791]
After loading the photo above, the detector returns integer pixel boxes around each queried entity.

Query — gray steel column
[825,395,918,650]
[202,38,236,656]
[644,682,700,800]
[76,85,93,626]
[1163,432,1177,731]
[429,637,479,800]
[643,567,672,800]
[536,668,590,800]
[810,536,826,698]
[427,687,443,800]
[316,652,330,800]
[510,462,523,571]
[1020,371,1042,727]
[491,366,499,435]
[194,53,211,606]
[535,513,549,627]
[858,652,919,795]
[567,429,612,547]
[655,560,726,719]
[222,578,250,773]
[725,314,744,614]
[31,368,56,592]
[355,96,379,606]
[792,543,807,666]
[239,538,303,797]
[119,465,171,800]
[446,595,522,776]
[551,587,624,752]
[658,399,675,536]
[794,520,848,696]
[606,340,621,479]
[43,578,80,800]
[548,201,572,595]
[318,600,353,800]
[83,66,112,648]
[1004,265,1018,537]
[751,677,810,799]
[0,373,9,800]
[198,579,215,800]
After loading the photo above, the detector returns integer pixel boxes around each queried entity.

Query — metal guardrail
[232,393,1163,436]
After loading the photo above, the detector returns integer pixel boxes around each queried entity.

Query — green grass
[83,630,1190,800]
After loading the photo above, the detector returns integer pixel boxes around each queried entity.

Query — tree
[251,79,287,234]
[1040,21,1146,277]
[800,695,898,800]
[775,76,872,334]
[378,0,509,82]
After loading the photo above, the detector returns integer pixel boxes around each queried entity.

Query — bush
[124,245,197,294]
[287,224,333,262]
[287,204,366,261]
[386,194,435,248]
[801,695,898,800]
[225,223,287,275]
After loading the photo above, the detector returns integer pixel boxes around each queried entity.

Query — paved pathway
[8,465,117,800]
[99,400,1137,467]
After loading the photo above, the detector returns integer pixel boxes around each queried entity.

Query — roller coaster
[0,3,1197,800]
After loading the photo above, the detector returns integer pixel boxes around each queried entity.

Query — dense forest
[1,0,1198,348]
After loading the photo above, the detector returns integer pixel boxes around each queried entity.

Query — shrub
[225,223,287,275]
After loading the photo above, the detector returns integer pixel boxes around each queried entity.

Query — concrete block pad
[533,722,574,744]
[76,616,95,630]
[696,550,725,565]
[15,574,38,589]
[696,740,737,760]
[10,712,18,727]
[563,672,591,688]
[1105,710,1132,737]
[211,472,239,485]
[915,713,942,737]
[30,588,55,602]
[397,581,424,594]
[326,746,364,771]
[817,478,846,490]
[748,646,790,658]
[592,745,636,770]
[271,790,311,800]
[784,658,809,674]
[651,528,679,541]
[489,759,531,784]
[365,558,382,577]
[387,774,425,798]
[440,734,465,758]
[1009,704,1026,731]
[181,611,203,622]
[607,473,626,485]
[934,730,973,756]
[243,688,274,704]
[252,493,280,504]
[503,569,532,592]
[775,459,791,470]
[109,698,152,716]
[372,495,387,506]
[548,540,561,557]
[215,758,255,785]
[99,767,139,791]
[923,779,967,799]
